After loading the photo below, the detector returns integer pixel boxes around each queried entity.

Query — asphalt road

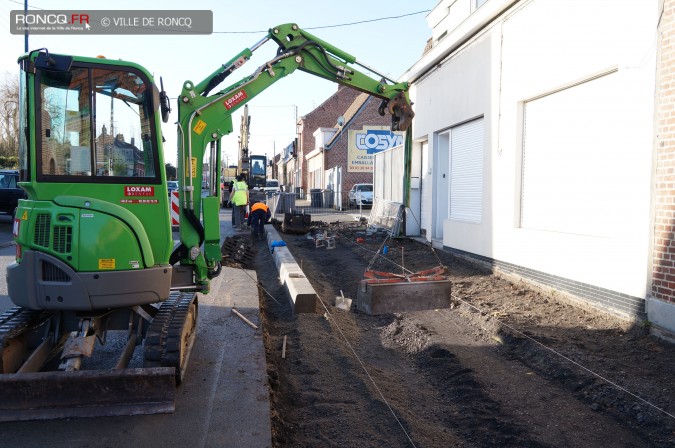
[0,208,272,447]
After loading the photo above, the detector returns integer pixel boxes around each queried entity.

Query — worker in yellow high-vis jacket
[231,174,249,230]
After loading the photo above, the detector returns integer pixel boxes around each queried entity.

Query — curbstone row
[266,226,317,313]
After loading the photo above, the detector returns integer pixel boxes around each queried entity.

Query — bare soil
[250,220,675,448]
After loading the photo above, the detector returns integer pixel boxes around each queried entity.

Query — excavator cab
[10,51,175,312]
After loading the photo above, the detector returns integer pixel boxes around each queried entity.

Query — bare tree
[165,162,177,180]
[0,72,19,159]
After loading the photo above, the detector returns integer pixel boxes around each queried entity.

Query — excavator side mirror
[34,51,72,72]
[159,77,171,123]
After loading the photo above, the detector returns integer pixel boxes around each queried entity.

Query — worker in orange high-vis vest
[247,200,271,239]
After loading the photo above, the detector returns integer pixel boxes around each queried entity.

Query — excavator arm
[174,23,414,288]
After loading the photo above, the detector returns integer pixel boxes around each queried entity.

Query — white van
[263,179,280,194]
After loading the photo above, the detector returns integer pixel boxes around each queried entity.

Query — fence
[267,190,369,221]
[266,191,404,234]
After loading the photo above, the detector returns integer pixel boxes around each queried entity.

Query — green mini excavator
[0,23,414,420]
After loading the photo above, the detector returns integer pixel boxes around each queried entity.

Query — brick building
[651,0,675,335]
[296,87,403,208]
[324,94,390,186]
[295,85,361,194]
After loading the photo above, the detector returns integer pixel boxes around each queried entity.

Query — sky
[0,0,436,167]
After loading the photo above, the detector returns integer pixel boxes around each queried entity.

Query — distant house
[293,85,361,194]
[286,86,402,208]
[95,125,151,176]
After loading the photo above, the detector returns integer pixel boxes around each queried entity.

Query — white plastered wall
[411,0,656,298]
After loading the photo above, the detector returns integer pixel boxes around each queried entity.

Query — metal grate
[34,213,51,247]
[52,226,72,254]
[42,260,71,282]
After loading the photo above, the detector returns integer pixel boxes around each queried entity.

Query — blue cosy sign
[348,127,404,172]
[354,129,404,154]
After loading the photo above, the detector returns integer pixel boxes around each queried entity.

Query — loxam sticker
[124,186,154,196]
[98,258,115,270]
[223,90,247,110]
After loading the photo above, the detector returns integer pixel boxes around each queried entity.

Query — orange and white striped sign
[170,191,180,226]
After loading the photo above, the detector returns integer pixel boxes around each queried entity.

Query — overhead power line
[213,10,431,34]
[8,0,44,10]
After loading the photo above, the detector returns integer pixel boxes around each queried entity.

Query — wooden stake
[282,335,287,359]
[231,308,258,330]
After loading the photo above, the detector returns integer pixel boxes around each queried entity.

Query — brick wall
[654,0,675,304]
[296,85,361,191]
[324,96,391,194]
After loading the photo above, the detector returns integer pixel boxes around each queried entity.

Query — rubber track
[143,292,196,379]
[0,307,52,372]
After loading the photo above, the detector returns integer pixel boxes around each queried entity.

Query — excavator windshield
[33,64,159,181]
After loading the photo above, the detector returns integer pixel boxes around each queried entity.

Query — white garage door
[521,72,620,237]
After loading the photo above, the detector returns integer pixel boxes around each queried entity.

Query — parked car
[0,170,27,219]
[167,180,179,196]
[202,181,209,191]
[263,179,280,194]
[348,183,373,207]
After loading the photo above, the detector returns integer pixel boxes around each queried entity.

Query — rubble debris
[221,235,257,267]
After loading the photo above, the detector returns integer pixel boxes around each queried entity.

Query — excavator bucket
[388,91,415,132]
[0,367,176,421]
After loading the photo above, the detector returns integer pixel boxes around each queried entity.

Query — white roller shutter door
[451,118,484,223]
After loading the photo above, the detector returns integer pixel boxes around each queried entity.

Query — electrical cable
[8,0,44,9]
[315,294,418,447]
[403,206,446,268]
[237,262,282,306]
[332,225,675,424]
[366,232,391,272]
[212,10,431,34]
[335,230,415,275]
[450,291,675,422]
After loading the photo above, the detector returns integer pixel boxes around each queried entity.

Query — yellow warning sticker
[98,259,116,270]
[185,157,197,178]
[21,211,28,220]
[193,119,207,135]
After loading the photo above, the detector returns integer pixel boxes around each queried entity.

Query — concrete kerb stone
[646,296,675,341]
[266,226,317,313]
